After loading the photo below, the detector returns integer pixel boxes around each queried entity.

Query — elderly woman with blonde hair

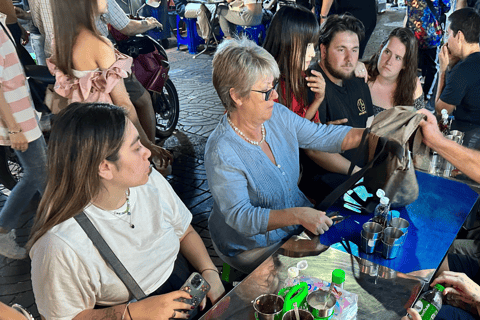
[205,37,366,274]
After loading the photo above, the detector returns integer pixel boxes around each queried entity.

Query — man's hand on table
[295,208,333,235]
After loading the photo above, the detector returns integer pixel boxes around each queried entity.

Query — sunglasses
[251,80,279,101]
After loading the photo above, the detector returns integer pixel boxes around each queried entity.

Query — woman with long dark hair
[28,103,224,320]
[362,27,424,115]
[263,5,321,122]
[47,0,171,167]
[263,6,360,203]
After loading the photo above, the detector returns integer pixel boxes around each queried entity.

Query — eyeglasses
[251,80,279,101]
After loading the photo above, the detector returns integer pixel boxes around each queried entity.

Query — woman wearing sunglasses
[205,37,365,274]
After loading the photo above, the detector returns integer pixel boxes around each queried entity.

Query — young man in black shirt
[300,14,374,203]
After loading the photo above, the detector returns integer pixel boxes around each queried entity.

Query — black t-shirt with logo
[308,62,373,128]
[307,62,373,162]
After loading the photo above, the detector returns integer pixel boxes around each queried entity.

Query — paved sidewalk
[0,6,405,318]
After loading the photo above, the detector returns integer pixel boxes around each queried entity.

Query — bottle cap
[332,269,345,285]
[288,267,299,278]
[434,284,445,292]
[297,260,308,271]
[376,189,385,198]
[380,197,390,205]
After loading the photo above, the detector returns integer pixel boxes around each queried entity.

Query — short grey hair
[212,37,280,113]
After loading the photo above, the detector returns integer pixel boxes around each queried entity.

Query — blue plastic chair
[176,15,204,54]
[236,24,266,45]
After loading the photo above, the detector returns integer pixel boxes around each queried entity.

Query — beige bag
[362,106,426,207]
[44,84,69,114]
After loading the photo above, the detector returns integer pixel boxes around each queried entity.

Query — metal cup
[253,294,284,320]
[389,218,409,243]
[360,230,379,254]
[382,227,404,259]
[362,222,383,240]
[443,160,455,177]
[306,290,336,319]
[450,130,464,145]
[282,309,314,320]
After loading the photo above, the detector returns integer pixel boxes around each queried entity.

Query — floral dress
[46,50,132,104]
[405,0,451,49]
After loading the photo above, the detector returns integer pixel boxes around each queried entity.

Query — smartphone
[175,272,211,316]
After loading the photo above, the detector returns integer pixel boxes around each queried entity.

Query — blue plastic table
[319,171,479,276]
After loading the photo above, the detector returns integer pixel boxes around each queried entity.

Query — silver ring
[172,311,176,318]
[407,313,413,319]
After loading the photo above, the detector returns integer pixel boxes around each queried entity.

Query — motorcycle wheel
[0,146,23,190]
[151,78,180,139]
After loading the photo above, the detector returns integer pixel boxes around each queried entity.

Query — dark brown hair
[263,5,319,109]
[50,0,106,77]
[27,102,126,249]
[365,27,418,106]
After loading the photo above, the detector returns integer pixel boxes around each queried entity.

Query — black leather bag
[316,106,426,211]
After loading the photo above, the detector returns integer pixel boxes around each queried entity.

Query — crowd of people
[0,0,480,319]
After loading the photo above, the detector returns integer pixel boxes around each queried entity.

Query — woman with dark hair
[360,27,424,115]
[47,0,171,168]
[263,5,321,122]
[28,103,225,320]
[263,6,361,200]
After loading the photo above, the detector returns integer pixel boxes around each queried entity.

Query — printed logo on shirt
[357,99,367,116]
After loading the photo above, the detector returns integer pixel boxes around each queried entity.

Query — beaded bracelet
[200,268,220,275]
[8,128,22,134]
[11,304,34,320]
[122,301,132,320]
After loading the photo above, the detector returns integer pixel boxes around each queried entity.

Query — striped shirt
[0,17,42,145]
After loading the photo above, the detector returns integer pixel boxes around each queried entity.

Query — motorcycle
[109,25,180,138]
[0,18,180,189]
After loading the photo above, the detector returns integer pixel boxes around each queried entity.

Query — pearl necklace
[110,190,134,229]
[227,117,265,146]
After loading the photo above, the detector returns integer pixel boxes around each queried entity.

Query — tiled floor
[0,6,405,318]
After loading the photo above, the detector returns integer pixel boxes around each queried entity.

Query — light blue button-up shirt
[205,103,351,257]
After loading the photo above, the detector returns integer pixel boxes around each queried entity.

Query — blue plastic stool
[176,15,204,54]
[236,24,266,45]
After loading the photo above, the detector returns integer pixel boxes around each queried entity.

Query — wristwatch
[320,14,328,19]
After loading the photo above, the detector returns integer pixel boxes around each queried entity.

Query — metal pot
[253,294,284,320]
[306,290,336,319]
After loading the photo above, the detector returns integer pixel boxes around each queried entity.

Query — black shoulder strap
[74,212,147,301]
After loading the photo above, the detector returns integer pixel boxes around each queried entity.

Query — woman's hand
[296,208,333,236]
[401,308,421,320]
[354,61,368,83]
[148,143,173,169]
[201,270,226,309]
[9,132,28,152]
[432,271,480,307]
[306,70,326,103]
[129,291,193,319]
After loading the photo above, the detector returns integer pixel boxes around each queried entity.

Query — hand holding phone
[174,272,211,317]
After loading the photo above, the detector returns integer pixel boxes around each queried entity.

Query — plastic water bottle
[439,109,450,136]
[373,194,390,227]
[413,284,445,319]
[332,269,345,289]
